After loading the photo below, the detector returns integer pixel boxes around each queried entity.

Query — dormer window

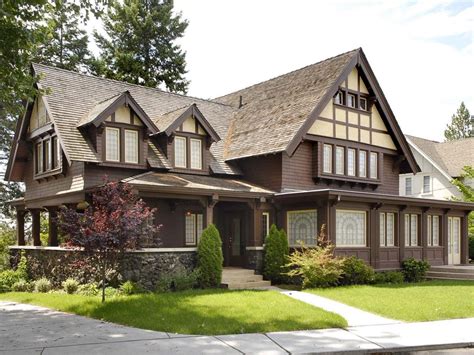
[104,126,140,164]
[174,136,187,168]
[105,127,120,162]
[190,139,202,169]
[174,135,203,170]
[124,130,139,164]
[360,97,367,111]
[347,93,356,108]
[335,91,345,105]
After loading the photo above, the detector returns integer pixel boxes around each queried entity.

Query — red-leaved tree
[58,180,158,302]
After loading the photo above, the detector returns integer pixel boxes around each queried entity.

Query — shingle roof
[214,49,359,160]
[77,93,122,127]
[406,135,474,177]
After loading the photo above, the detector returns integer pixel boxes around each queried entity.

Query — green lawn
[0,289,346,335]
[308,280,474,322]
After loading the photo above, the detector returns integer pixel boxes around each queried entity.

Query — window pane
[410,214,418,246]
[106,128,120,162]
[336,210,366,246]
[287,210,317,246]
[423,176,431,193]
[386,213,395,246]
[323,144,332,173]
[35,143,43,174]
[405,214,410,246]
[360,98,367,110]
[405,177,412,195]
[185,214,196,245]
[427,215,432,246]
[348,149,355,176]
[336,146,344,175]
[348,94,355,108]
[432,216,439,246]
[190,139,202,169]
[380,213,386,247]
[359,151,367,177]
[370,152,377,179]
[51,136,58,169]
[174,136,187,168]
[124,130,139,163]
[44,139,50,171]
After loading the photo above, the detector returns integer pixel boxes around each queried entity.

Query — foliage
[0,183,23,220]
[451,166,474,239]
[92,0,189,93]
[444,102,473,141]
[77,282,99,296]
[0,251,28,292]
[0,289,348,334]
[374,271,405,284]
[104,286,120,298]
[58,180,158,302]
[62,278,79,294]
[119,280,145,295]
[263,224,289,283]
[469,235,474,261]
[339,256,375,286]
[0,223,15,271]
[196,224,223,288]
[285,242,344,289]
[402,258,430,282]
[12,279,32,292]
[155,270,198,292]
[34,277,52,293]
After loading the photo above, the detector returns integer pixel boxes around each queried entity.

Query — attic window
[334,91,345,105]
[360,97,367,111]
[34,134,61,177]
[347,94,356,108]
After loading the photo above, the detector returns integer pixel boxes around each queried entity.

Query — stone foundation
[9,246,197,291]
[246,249,263,274]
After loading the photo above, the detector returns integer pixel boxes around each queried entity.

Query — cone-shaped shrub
[263,224,289,283]
[197,224,223,288]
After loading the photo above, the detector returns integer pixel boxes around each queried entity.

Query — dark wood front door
[223,211,245,267]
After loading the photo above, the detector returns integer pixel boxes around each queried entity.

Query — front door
[223,212,245,267]
[448,217,461,265]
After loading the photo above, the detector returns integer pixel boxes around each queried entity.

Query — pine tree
[93,0,189,93]
[444,102,473,141]
[34,0,92,72]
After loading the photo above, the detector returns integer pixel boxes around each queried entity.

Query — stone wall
[9,247,197,290]
[246,249,263,274]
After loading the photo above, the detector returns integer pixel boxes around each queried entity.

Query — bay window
[370,152,378,179]
[336,210,366,247]
[335,146,344,175]
[359,150,367,177]
[347,148,356,176]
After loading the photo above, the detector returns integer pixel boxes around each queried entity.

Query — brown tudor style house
[5,48,473,279]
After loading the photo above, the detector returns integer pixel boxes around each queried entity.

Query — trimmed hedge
[402,258,430,282]
[263,224,289,283]
[197,224,223,288]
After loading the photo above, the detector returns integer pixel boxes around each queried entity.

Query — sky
[158,0,473,142]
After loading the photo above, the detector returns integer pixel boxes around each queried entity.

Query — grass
[0,289,346,335]
[308,280,474,322]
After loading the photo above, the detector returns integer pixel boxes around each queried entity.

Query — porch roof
[122,172,274,198]
[274,189,474,211]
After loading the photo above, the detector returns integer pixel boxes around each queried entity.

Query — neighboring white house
[400,136,474,200]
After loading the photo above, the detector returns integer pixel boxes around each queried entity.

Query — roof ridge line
[31,63,235,109]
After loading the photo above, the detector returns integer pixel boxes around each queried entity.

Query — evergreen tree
[93,0,189,93]
[34,0,92,72]
[444,102,473,141]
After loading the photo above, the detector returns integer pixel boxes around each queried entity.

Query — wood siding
[238,154,282,191]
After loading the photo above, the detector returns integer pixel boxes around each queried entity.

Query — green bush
[105,286,120,297]
[0,251,29,292]
[469,235,474,261]
[34,278,52,293]
[155,270,198,292]
[120,281,145,295]
[77,283,99,296]
[339,257,375,285]
[197,224,223,288]
[374,271,405,284]
[0,224,15,272]
[62,278,79,294]
[402,258,430,282]
[285,243,344,288]
[263,224,289,283]
[12,279,32,292]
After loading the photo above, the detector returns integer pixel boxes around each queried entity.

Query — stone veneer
[9,246,197,291]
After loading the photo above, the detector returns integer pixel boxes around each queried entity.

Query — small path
[2,301,474,354]
[279,289,400,327]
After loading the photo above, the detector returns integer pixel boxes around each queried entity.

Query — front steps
[221,267,271,289]
[426,265,474,281]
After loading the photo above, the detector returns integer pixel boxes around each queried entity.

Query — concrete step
[426,271,474,280]
[222,275,264,283]
[222,268,256,275]
[429,266,474,274]
[224,280,272,290]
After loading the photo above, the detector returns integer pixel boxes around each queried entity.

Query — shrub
[402,258,430,282]
[263,225,289,283]
[77,283,99,296]
[339,257,375,285]
[197,224,223,288]
[105,286,120,298]
[34,278,52,293]
[12,279,32,292]
[0,251,29,292]
[469,235,474,261]
[374,271,405,284]
[62,278,79,294]
[119,281,145,295]
[285,242,344,289]
[155,270,198,292]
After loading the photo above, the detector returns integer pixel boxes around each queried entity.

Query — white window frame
[404,213,418,247]
[124,129,139,164]
[262,212,270,239]
[370,152,378,179]
[105,127,120,162]
[359,150,367,178]
[287,209,318,247]
[423,175,431,194]
[380,212,395,247]
[185,212,203,246]
[405,177,412,196]
[323,144,333,173]
[427,215,440,247]
[347,148,356,176]
[174,136,187,168]
[335,146,344,175]
[336,209,367,247]
[347,93,356,108]
[190,138,202,170]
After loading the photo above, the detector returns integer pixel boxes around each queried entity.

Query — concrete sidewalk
[1,301,474,354]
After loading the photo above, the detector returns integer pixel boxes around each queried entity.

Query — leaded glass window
[432,215,439,246]
[348,148,356,176]
[359,150,367,177]
[190,138,202,169]
[174,136,187,168]
[105,127,120,162]
[287,210,317,246]
[124,129,139,163]
[404,214,418,246]
[380,212,395,247]
[336,146,344,175]
[185,213,203,246]
[370,152,378,179]
[323,144,332,173]
[336,210,366,247]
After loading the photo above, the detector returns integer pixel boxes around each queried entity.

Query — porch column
[461,212,469,264]
[16,209,26,246]
[46,206,58,247]
[30,208,41,246]
[206,194,218,226]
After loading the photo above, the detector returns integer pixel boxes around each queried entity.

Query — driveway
[1,301,474,354]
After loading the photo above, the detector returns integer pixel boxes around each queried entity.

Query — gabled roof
[155,103,221,142]
[77,91,158,134]
[406,135,474,178]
